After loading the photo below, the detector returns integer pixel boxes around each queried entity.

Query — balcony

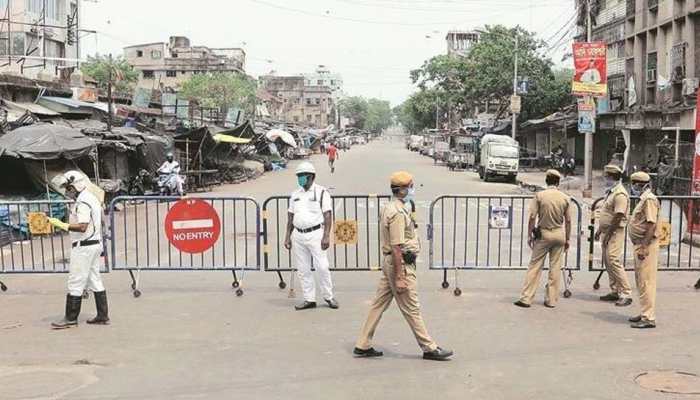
[648,0,658,11]
[627,0,635,17]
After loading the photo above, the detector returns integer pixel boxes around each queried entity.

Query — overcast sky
[81,0,576,106]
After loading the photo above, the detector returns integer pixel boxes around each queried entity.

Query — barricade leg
[0,279,7,292]
[128,270,142,298]
[593,270,605,290]
[276,271,287,289]
[695,276,700,290]
[231,270,240,288]
[452,265,462,297]
[441,270,449,289]
[232,270,244,297]
[562,269,573,298]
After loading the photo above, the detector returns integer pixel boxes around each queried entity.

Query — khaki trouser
[634,240,659,321]
[519,227,565,306]
[355,256,438,353]
[602,228,632,297]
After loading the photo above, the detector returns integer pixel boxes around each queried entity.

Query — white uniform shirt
[288,183,332,230]
[158,160,181,174]
[69,189,103,243]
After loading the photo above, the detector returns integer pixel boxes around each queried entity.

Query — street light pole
[512,34,519,139]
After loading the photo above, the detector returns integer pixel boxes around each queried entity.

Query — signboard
[334,220,358,245]
[572,42,607,96]
[689,87,700,234]
[132,88,152,109]
[164,199,221,254]
[162,93,178,116]
[74,87,97,103]
[577,98,596,134]
[517,77,529,95]
[489,206,512,229]
[510,95,521,114]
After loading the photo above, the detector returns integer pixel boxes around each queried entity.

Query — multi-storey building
[0,0,80,80]
[124,36,246,91]
[589,0,699,172]
[259,74,335,128]
[446,30,480,57]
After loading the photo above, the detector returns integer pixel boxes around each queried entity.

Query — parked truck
[478,134,520,183]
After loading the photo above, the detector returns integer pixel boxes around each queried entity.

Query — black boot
[87,291,110,325]
[51,294,82,329]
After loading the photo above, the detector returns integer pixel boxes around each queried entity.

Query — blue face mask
[297,175,309,188]
[404,187,416,203]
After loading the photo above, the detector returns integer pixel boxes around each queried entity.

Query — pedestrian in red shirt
[327,143,339,173]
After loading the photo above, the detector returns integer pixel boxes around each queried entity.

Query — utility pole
[107,53,113,132]
[583,0,594,198]
[435,96,439,130]
[512,34,519,139]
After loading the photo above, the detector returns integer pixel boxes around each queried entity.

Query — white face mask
[604,177,618,190]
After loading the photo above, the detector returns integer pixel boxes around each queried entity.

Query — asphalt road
[1,138,700,400]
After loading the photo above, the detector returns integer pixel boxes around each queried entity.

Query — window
[330,80,335,86]
[136,50,143,57]
[26,0,65,22]
[0,32,26,56]
[307,115,313,121]
[166,71,177,77]
[306,98,312,106]
[315,98,320,105]
[151,50,162,59]
[317,80,323,86]
[172,53,178,58]
[142,70,154,79]
[293,116,300,122]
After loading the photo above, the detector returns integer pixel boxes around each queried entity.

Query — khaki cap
[546,169,561,179]
[390,171,413,186]
[630,171,651,183]
[604,164,623,174]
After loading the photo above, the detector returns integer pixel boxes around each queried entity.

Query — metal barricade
[427,195,583,296]
[109,196,260,297]
[588,195,700,290]
[0,199,109,293]
[262,195,390,290]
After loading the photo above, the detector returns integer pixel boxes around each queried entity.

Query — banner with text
[572,42,607,97]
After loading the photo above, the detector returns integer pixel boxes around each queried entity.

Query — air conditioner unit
[646,68,657,83]
[682,78,699,96]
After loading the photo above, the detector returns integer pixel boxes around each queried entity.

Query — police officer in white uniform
[284,161,339,310]
[48,171,109,329]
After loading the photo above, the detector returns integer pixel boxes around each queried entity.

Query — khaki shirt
[629,190,659,244]
[599,183,629,229]
[528,186,571,230]
[380,199,420,255]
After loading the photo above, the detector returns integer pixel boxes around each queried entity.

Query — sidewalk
[518,169,607,206]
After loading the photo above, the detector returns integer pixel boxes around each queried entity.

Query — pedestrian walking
[596,164,633,307]
[284,161,339,311]
[327,142,339,173]
[48,171,109,329]
[515,170,572,308]
[627,172,660,329]
[354,171,452,361]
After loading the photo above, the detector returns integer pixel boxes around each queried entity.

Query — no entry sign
[165,199,221,254]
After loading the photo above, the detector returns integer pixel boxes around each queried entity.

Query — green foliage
[80,54,138,93]
[393,89,440,133]
[179,72,258,115]
[407,25,574,126]
[339,96,392,133]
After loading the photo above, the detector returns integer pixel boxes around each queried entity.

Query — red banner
[572,42,607,97]
[688,88,700,234]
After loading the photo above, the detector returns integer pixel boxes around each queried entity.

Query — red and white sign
[688,88,700,234]
[572,42,608,97]
[165,199,221,254]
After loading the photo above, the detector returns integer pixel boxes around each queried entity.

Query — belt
[295,224,322,234]
[72,240,101,248]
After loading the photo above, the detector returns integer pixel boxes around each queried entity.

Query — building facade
[124,36,246,91]
[259,74,335,128]
[588,0,699,173]
[0,0,80,80]
[446,30,480,57]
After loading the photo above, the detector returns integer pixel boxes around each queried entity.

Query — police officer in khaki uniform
[596,164,633,306]
[627,172,660,329]
[353,171,453,361]
[514,170,572,308]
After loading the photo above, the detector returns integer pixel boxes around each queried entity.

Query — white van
[478,134,519,182]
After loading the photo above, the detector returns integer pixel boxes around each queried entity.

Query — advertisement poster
[489,206,512,230]
[688,87,700,234]
[572,42,607,96]
[577,98,596,134]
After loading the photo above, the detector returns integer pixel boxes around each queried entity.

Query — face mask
[65,186,78,200]
[604,177,618,190]
[404,187,416,203]
[630,184,648,196]
[297,175,309,188]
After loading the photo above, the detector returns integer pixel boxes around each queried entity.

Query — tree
[81,54,139,94]
[394,89,441,133]
[339,96,369,129]
[409,25,574,123]
[339,96,393,133]
[179,72,258,118]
